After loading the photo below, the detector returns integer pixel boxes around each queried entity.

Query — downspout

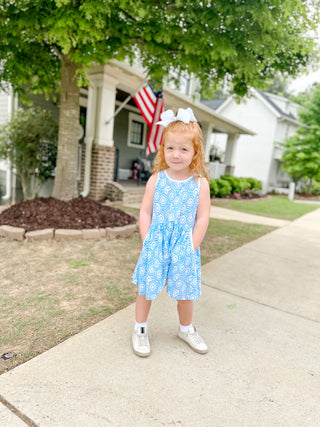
[80,136,93,197]
[2,165,12,201]
[80,84,97,197]
[2,88,17,202]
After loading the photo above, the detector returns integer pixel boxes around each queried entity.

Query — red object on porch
[134,84,164,156]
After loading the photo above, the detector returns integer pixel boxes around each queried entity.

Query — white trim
[217,88,281,119]
[127,112,147,149]
[216,96,235,114]
[251,89,282,118]
[103,60,255,135]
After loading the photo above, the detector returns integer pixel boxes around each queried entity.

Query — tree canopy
[1,1,319,96]
[0,0,319,199]
[282,84,320,191]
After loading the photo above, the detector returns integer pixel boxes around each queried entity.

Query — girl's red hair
[153,120,209,180]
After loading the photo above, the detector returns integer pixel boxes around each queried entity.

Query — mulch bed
[0,197,136,232]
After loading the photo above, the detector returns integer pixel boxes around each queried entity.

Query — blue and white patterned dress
[132,170,201,301]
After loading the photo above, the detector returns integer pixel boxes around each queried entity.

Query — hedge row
[210,175,262,198]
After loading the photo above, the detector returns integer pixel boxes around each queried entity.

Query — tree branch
[52,44,63,61]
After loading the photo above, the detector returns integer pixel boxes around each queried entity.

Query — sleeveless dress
[132,170,201,301]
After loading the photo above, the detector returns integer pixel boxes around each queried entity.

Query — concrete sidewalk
[1,209,320,426]
[125,202,291,227]
[209,206,290,227]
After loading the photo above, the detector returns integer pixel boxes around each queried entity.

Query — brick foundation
[80,144,116,201]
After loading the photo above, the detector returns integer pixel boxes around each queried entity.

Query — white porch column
[224,133,239,175]
[85,85,98,142]
[85,66,119,200]
[201,122,213,163]
[89,68,118,147]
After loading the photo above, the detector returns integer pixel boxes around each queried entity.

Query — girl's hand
[192,178,210,251]
[139,174,157,242]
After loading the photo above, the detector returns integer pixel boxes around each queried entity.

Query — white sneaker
[132,327,151,357]
[178,326,208,354]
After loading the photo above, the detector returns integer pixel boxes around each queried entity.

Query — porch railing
[209,162,226,180]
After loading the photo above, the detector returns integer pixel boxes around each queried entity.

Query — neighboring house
[0,60,254,204]
[203,89,304,194]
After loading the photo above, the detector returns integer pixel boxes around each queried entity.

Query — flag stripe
[133,93,153,125]
[133,86,157,126]
[147,93,164,155]
[140,88,155,121]
[133,83,164,156]
[142,86,157,110]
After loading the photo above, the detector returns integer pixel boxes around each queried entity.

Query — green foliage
[210,178,232,198]
[263,73,291,97]
[0,1,319,98]
[311,180,320,196]
[0,108,58,200]
[210,175,262,198]
[0,0,319,200]
[281,84,320,189]
[246,178,262,192]
[220,175,261,193]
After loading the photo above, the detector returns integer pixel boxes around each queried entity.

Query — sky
[288,25,320,94]
[288,69,320,94]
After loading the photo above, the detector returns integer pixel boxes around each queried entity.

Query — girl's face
[164,131,195,177]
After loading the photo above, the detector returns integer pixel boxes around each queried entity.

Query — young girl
[132,107,210,357]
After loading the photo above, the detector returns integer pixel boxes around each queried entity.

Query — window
[127,113,147,148]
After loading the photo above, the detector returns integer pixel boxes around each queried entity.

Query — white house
[203,89,304,194]
[0,60,254,203]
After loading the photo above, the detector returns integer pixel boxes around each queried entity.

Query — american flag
[133,84,164,156]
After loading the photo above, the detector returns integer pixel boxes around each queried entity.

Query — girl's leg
[177,300,193,326]
[133,294,152,357]
[135,294,152,323]
[177,299,208,354]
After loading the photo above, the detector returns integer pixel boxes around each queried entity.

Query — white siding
[274,121,288,142]
[219,96,277,193]
[0,90,9,126]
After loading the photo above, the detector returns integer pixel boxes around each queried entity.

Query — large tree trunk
[52,56,80,200]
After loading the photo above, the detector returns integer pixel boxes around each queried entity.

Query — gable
[216,93,277,132]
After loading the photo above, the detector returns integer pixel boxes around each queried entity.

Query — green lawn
[0,210,275,374]
[212,196,320,221]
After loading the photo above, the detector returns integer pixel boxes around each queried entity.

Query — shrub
[210,178,232,198]
[238,178,251,193]
[220,174,240,193]
[246,177,262,191]
[210,175,263,198]
[312,180,320,195]
[0,108,58,200]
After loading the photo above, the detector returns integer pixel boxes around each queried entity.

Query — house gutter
[80,136,93,197]
[2,165,12,201]
[2,90,17,202]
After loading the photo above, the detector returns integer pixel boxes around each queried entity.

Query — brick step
[122,189,145,204]
[104,181,145,203]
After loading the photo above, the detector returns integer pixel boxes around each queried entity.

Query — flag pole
[105,80,147,124]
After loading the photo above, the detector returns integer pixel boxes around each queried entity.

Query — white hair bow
[156,107,197,127]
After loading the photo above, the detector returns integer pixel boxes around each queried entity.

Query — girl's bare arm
[192,178,210,251]
[139,173,157,242]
